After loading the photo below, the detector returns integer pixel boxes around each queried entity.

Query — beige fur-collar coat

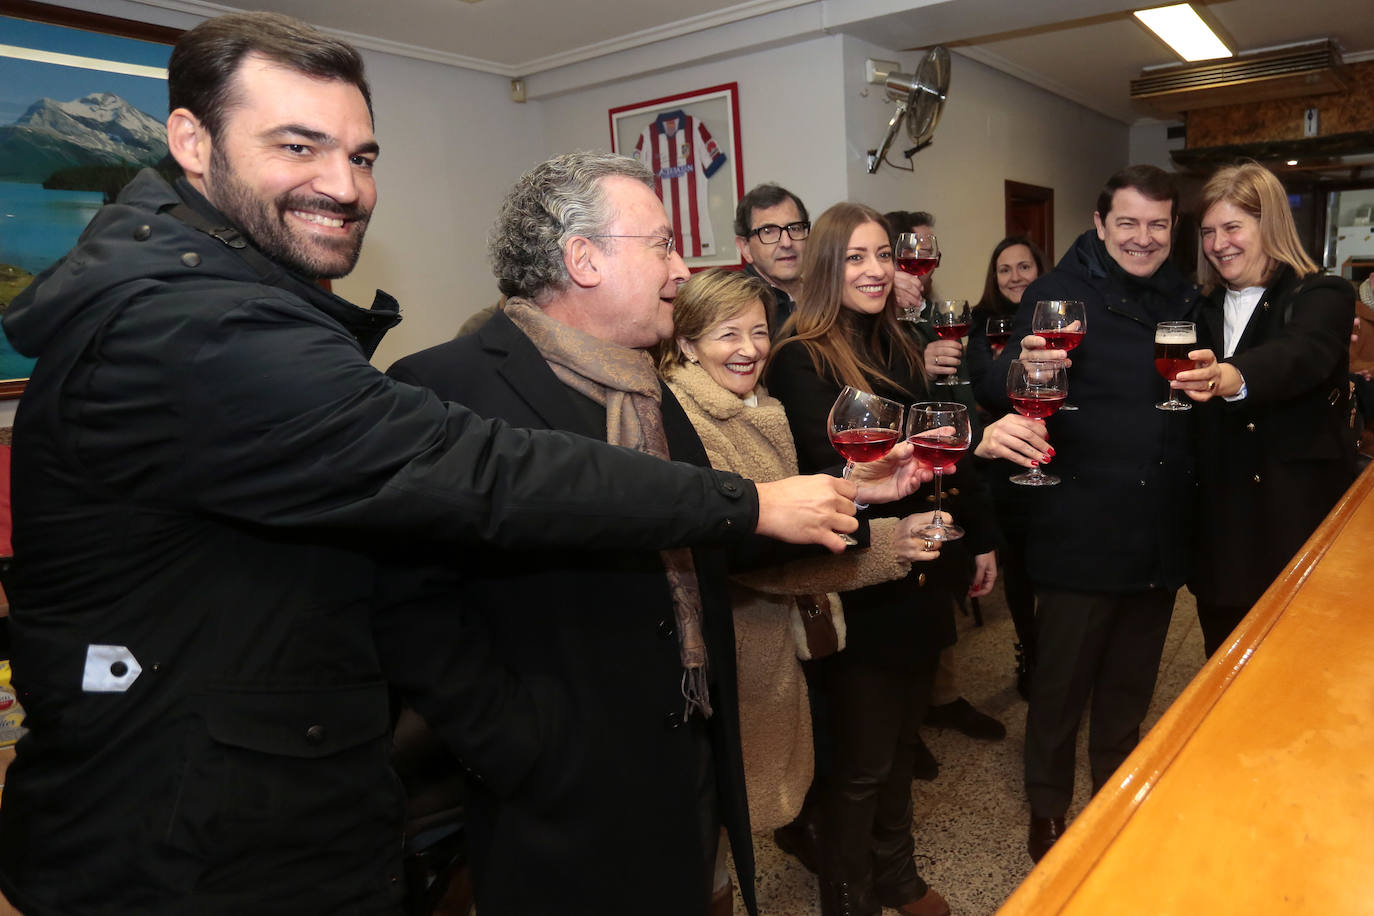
[666,362,910,830]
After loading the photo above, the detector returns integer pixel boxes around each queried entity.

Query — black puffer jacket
[977,230,1199,594]
[0,170,759,915]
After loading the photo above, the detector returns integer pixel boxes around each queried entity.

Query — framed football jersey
[610,83,744,270]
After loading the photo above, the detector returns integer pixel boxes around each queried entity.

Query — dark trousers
[1023,587,1174,817]
[1001,533,1037,656]
[816,651,936,906]
[1196,601,1249,658]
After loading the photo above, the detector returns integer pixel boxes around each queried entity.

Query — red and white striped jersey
[631,110,727,258]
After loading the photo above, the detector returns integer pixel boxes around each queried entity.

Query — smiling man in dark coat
[979,164,1199,864]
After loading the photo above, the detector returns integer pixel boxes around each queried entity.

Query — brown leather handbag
[792,594,844,661]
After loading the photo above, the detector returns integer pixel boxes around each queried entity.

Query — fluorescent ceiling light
[1134,4,1232,62]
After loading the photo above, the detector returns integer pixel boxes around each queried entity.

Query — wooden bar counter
[1001,463,1374,914]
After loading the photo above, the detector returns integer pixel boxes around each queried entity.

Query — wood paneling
[999,464,1374,914]
[1187,60,1374,147]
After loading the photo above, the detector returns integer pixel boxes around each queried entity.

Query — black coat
[766,330,997,667]
[1190,266,1357,607]
[977,230,1199,593]
[0,172,759,916]
[381,312,760,916]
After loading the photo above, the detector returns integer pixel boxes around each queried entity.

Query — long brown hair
[1197,161,1318,292]
[770,202,924,398]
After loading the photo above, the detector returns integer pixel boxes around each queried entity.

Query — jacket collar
[473,306,603,437]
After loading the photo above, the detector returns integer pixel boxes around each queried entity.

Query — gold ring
[1208,379,1217,391]
[923,538,935,552]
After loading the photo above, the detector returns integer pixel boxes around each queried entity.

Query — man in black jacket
[978,165,1198,863]
[0,13,861,916]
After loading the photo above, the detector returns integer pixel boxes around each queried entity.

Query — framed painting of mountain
[0,0,181,398]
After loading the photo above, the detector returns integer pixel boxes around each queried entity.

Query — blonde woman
[1175,161,1357,655]
[660,268,942,914]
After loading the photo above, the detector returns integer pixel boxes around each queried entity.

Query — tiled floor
[732,585,1205,915]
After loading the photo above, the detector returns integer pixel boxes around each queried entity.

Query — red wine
[1039,329,1084,351]
[896,256,939,277]
[1153,339,1195,380]
[831,428,899,462]
[933,322,969,341]
[1009,389,1066,419]
[987,332,1011,348]
[909,435,969,470]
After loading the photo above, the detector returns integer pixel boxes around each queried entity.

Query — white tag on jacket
[81,645,142,693]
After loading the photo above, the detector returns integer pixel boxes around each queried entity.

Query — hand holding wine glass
[1154,320,1196,411]
[1006,359,1067,486]
[1031,300,1084,408]
[905,401,970,541]
[928,300,971,386]
[828,387,904,543]
[894,233,939,322]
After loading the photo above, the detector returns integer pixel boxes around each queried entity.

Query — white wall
[842,38,1129,303]
[539,35,850,223]
[334,52,544,370]
[1128,119,1184,173]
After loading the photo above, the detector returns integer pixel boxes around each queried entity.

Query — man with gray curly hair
[383,151,927,916]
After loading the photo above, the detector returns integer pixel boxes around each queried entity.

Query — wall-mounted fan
[866,46,950,174]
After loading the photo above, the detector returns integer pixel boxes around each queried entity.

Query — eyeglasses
[588,233,676,260]
[748,221,811,244]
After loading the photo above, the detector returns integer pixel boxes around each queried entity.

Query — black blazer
[376,311,757,916]
[1190,266,1356,607]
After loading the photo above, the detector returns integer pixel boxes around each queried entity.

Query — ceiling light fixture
[1287,159,1299,166]
[1134,4,1232,62]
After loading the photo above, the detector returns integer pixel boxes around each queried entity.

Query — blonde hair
[1198,161,1318,291]
[769,203,923,397]
[656,268,771,374]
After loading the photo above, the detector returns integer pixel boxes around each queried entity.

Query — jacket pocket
[164,682,403,867]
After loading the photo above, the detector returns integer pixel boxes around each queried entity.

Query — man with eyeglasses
[379,153,926,916]
[734,183,810,334]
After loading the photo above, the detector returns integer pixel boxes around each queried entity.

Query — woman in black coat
[966,236,1047,696]
[1175,162,1357,656]
[766,202,999,916]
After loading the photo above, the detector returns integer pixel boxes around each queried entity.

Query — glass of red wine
[1032,300,1085,409]
[1154,320,1196,411]
[928,299,971,386]
[905,401,970,541]
[828,386,904,544]
[1006,359,1067,487]
[894,233,939,322]
[987,315,1014,356]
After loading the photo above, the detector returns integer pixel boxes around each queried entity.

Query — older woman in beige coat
[661,269,941,913]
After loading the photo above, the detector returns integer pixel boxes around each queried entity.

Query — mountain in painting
[0,92,167,183]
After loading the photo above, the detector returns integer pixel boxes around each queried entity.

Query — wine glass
[1032,300,1085,409]
[1154,320,1197,411]
[905,402,970,541]
[828,386,904,544]
[894,233,939,322]
[986,315,1014,356]
[1006,359,1067,487]
[928,299,971,386]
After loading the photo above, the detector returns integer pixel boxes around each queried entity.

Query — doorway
[1005,180,1054,261]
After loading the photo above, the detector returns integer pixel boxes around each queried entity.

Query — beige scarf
[505,298,712,719]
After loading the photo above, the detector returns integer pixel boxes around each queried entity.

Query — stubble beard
[206,145,370,280]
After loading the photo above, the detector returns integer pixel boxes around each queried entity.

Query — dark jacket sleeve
[98,292,758,551]
[766,342,845,474]
[1227,276,1354,406]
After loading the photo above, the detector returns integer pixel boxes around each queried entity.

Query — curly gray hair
[489,152,655,302]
